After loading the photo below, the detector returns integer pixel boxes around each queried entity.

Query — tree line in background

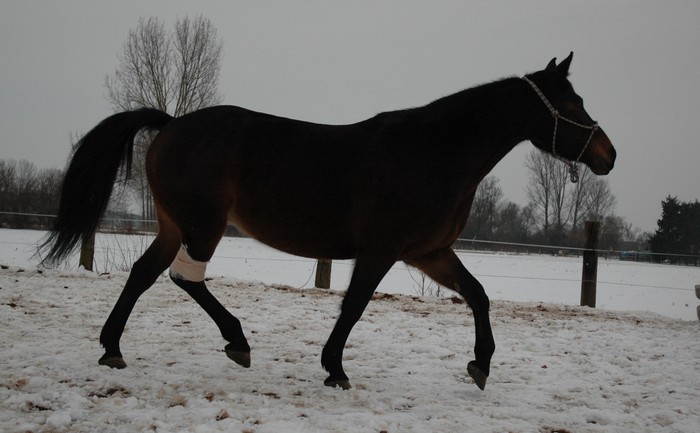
[460,151,640,252]
[0,159,62,229]
[1,15,696,265]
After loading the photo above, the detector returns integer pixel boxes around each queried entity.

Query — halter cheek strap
[522,76,599,183]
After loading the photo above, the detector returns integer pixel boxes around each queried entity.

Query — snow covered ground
[1,229,699,432]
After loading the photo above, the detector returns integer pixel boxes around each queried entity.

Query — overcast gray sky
[2,1,699,232]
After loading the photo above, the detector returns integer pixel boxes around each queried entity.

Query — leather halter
[522,76,599,183]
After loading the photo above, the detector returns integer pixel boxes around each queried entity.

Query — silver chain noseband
[522,76,599,183]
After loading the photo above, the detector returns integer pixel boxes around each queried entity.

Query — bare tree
[599,215,628,251]
[35,168,63,212]
[0,159,61,228]
[525,153,618,248]
[620,219,641,244]
[494,201,534,243]
[0,159,17,213]
[549,161,571,237]
[172,16,223,116]
[15,160,38,214]
[464,176,503,239]
[567,166,594,233]
[585,177,616,222]
[525,149,618,246]
[106,17,170,113]
[525,150,557,235]
[104,15,224,221]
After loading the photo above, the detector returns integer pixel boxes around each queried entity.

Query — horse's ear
[545,58,557,72]
[556,52,574,77]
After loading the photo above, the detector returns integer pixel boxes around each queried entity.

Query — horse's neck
[424,77,536,179]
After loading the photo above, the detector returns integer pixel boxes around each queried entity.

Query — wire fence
[1,219,697,300]
[452,238,700,265]
[0,233,694,291]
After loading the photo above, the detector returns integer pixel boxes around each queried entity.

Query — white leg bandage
[170,245,208,283]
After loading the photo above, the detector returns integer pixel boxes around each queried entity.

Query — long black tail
[40,108,174,265]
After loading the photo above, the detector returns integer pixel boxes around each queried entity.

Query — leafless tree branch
[103,15,223,220]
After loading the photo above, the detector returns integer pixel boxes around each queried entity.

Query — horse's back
[147,106,371,259]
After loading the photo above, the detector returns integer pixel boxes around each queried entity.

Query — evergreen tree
[649,196,700,264]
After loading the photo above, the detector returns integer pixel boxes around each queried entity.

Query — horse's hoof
[225,346,251,368]
[324,376,352,390]
[467,361,488,391]
[98,354,127,369]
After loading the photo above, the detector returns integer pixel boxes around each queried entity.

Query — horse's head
[524,52,616,180]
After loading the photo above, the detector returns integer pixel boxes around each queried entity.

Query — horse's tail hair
[39,108,174,266]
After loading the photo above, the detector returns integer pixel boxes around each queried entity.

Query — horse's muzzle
[587,129,616,175]
[589,152,615,175]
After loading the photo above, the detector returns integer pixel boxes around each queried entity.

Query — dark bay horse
[42,53,615,391]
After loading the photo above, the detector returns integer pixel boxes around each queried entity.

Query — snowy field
[1,228,699,432]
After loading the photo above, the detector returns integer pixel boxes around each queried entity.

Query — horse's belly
[227,207,356,260]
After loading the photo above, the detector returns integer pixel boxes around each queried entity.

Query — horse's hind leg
[98,217,181,368]
[169,222,251,368]
[407,248,495,390]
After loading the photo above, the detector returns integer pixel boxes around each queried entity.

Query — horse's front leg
[321,254,395,389]
[407,248,495,390]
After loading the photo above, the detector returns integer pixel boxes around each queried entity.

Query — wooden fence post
[79,233,95,272]
[580,221,600,308]
[315,259,332,289]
